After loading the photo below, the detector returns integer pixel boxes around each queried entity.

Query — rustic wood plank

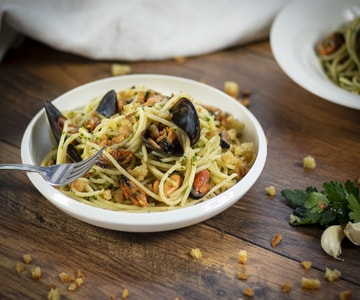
[0,38,359,299]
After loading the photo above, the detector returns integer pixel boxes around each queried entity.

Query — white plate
[270,0,360,110]
[21,74,267,232]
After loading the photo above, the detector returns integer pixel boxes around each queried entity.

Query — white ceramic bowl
[21,74,267,232]
[270,0,360,110]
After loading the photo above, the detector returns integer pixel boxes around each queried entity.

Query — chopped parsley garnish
[281,180,360,227]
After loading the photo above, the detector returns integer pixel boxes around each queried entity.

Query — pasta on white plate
[42,86,255,212]
[316,17,360,94]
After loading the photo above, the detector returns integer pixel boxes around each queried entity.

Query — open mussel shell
[142,126,184,156]
[44,101,64,142]
[96,89,118,117]
[170,97,200,146]
[44,101,82,162]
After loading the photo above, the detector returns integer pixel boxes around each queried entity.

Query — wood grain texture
[0,39,359,299]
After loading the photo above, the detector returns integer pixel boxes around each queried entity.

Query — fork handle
[0,164,45,174]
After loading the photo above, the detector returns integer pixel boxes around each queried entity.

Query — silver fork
[0,148,104,186]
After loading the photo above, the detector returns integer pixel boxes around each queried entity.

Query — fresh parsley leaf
[305,192,329,213]
[348,194,360,223]
[281,180,360,227]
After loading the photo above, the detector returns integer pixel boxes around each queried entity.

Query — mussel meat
[142,123,183,156]
[97,149,134,168]
[170,97,200,146]
[190,169,212,199]
[317,32,345,56]
[44,101,82,162]
[120,175,147,207]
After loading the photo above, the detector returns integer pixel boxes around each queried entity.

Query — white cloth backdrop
[0,0,288,61]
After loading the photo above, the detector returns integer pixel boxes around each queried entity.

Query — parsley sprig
[281,180,360,227]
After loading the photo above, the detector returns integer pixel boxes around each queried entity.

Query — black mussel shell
[96,89,118,117]
[219,130,231,149]
[170,97,200,146]
[44,101,64,142]
[44,101,82,162]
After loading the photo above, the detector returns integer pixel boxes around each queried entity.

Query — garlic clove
[344,222,360,246]
[320,225,345,260]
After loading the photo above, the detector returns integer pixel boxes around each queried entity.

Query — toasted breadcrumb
[340,290,352,300]
[237,271,249,280]
[174,56,186,64]
[23,254,32,264]
[240,98,250,107]
[68,282,77,292]
[243,287,254,297]
[324,267,341,282]
[77,268,85,280]
[16,262,24,273]
[289,214,302,224]
[31,266,42,280]
[122,288,129,299]
[303,155,316,169]
[75,277,84,286]
[111,64,131,76]
[59,272,75,282]
[47,287,60,300]
[238,250,248,265]
[271,233,283,248]
[281,282,292,294]
[300,260,312,270]
[241,89,251,97]
[190,248,202,259]
[301,277,320,289]
[224,81,239,98]
[265,185,276,196]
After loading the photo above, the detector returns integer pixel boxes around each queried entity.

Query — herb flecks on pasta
[42,86,255,212]
[316,17,360,94]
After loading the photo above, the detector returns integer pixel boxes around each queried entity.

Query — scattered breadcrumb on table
[237,271,249,280]
[238,250,248,265]
[47,287,60,300]
[122,288,129,299]
[271,233,282,248]
[59,272,75,282]
[243,287,254,297]
[300,260,312,270]
[301,277,320,289]
[265,185,276,196]
[224,81,239,98]
[31,266,42,280]
[16,262,24,273]
[280,282,292,294]
[324,267,341,282]
[68,282,77,292]
[23,254,32,264]
[111,64,131,76]
[340,290,352,300]
[190,248,202,259]
[303,155,316,169]
[173,56,186,64]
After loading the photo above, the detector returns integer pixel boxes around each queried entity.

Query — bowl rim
[21,74,267,232]
[270,0,360,110]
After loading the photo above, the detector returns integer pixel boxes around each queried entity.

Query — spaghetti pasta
[317,17,360,94]
[42,86,255,212]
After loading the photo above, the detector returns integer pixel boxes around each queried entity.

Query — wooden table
[1,38,359,300]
